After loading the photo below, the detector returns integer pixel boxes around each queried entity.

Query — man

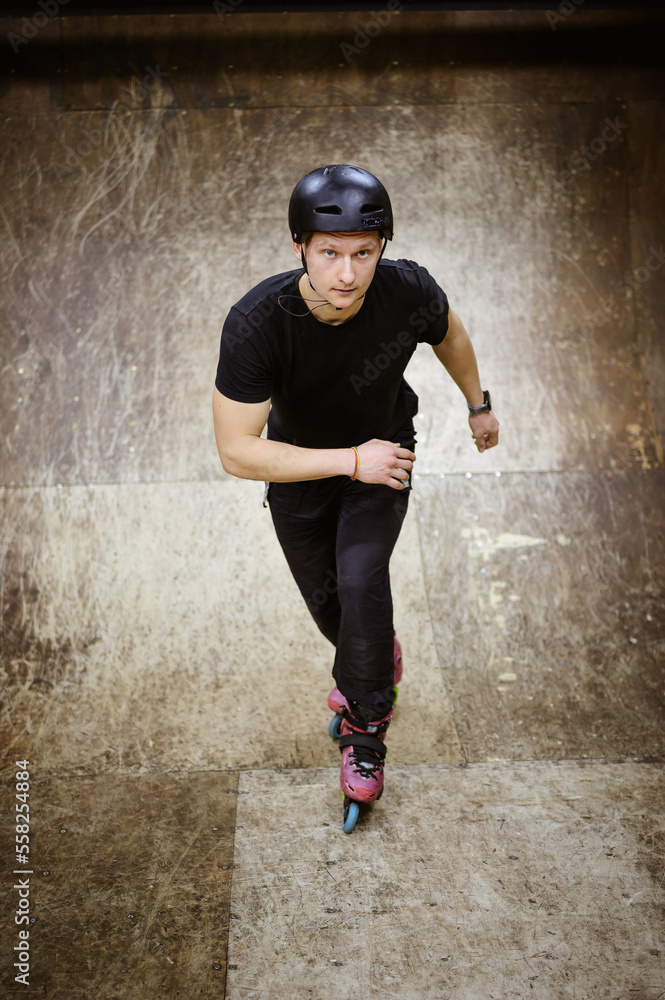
[213,164,498,826]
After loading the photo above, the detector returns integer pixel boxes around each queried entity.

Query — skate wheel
[393,685,399,704]
[342,797,360,834]
[328,714,343,740]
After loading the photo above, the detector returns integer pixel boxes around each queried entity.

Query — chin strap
[308,276,344,310]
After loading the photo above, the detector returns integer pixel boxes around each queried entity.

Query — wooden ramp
[1,10,663,998]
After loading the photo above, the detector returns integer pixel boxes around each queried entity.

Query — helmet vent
[314,204,343,215]
[361,203,384,214]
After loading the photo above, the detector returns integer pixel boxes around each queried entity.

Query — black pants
[267,475,410,708]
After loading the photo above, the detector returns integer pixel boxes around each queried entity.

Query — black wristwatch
[467,389,492,415]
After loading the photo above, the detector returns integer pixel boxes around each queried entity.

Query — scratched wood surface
[0,9,663,1000]
[0,480,461,776]
[415,469,665,762]
[628,100,665,450]
[1,100,661,485]
[1,770,238,998]
[401,97,659,476]
[226,763,664,1000]
[0,107,247,486]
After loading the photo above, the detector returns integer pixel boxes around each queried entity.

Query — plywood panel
[0,480,461,775]
[627,100,665,460]
[226,762,664,999]
[1,98,660,485]
[0,109,246,486]
[0,770,237,998]
[416,469,665,762]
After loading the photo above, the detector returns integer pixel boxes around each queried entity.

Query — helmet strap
[308,275,343,310]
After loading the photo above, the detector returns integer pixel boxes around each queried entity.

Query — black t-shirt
[215,258,449,450]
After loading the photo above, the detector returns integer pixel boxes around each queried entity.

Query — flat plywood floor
[0,11,663,999]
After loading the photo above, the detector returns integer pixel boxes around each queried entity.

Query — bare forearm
[213,389,355,481]
[433,310,484,405]
[222,436,355,482]
[432,309,500,452]
[213,391,415,489]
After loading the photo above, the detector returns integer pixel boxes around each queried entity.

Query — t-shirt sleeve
[215,306,273,403]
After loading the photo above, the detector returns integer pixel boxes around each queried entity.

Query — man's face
[293,230,382,318]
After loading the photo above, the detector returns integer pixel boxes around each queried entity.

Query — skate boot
[328,633,403,729]
[338,700,393,832]
[339,702,392,803]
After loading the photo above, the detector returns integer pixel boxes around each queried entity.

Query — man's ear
[291,238,303,261]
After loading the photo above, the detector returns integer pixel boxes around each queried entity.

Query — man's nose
[338,256,355,283]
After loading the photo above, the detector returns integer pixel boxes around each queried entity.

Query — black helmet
[289,164,393,243]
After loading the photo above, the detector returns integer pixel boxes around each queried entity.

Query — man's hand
[356,439,415,490]
[469,411,500,453]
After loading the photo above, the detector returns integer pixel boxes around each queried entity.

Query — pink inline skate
[328,635,403,833]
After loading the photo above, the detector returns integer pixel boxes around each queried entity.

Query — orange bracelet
[351,446,359,480]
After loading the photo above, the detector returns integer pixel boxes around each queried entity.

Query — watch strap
[467,389,492,415]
